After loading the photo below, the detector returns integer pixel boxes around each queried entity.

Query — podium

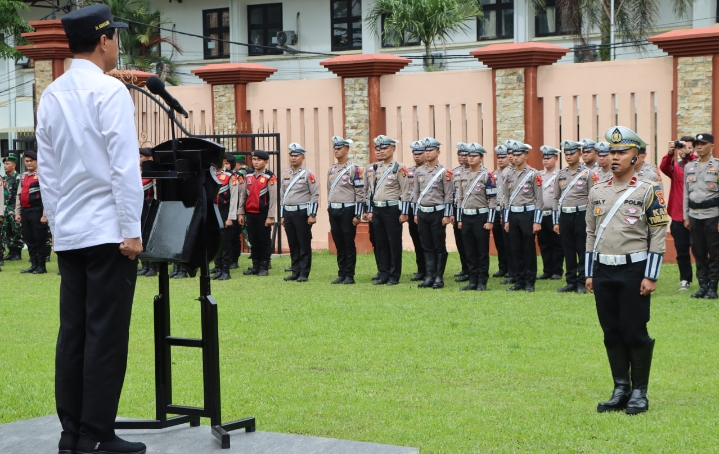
[114,136,255,448]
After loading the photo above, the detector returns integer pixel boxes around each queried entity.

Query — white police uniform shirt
[37,59,143,251]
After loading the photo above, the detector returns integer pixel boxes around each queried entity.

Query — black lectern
[116,82,255,449]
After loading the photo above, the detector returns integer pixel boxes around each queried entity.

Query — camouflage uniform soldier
[586,126,669,415]
[2,154,23,261]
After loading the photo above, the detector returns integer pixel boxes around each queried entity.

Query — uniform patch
[260,177,266,184]
[711,168,717,172]
[595,207,602,215]
[535,174,543,186]
[269,175,276,186]
[626,217,639,225]
[309,173,316,184]
[655,189,665,205]
[357,168,363,179]
[419,177,424,183]
[688,176,695,182]
[592,173,599,184]
[627,207,638,215]
[560,181,566,186]
[445,172,453,182]
[709,183,717,190]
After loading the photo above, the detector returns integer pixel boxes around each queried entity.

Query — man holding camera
[660,136,697,291]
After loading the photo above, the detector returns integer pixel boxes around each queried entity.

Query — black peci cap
[695,133,714,144]
[23,150,38,161]
[252,150,270,161]
[139,148,152,157]
[61,4,128,41]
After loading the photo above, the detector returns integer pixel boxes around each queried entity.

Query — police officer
[586,126,668,415]
[0,179,4,270]
[635,147,663,189]
[502,140,543,292]
[210,153,240,281]
[493,145,514,282]
[595,142,613,182]
[327,136,365,284]
[137,147,160,278]
[15,150,49,274]
[413,137,454,289]
[238,150,277,276]
[553,140,596,294]
[231,154,252,269]
[456,143,497,290]
[537,146,563,281]
[581,138,600,171]
[280,143,319,282]
[2,154,22,261]
[407,141,427,281]
[367,135,410,285]
[452,143,470,282]
[363,159,381,280]
[684,133,719,299]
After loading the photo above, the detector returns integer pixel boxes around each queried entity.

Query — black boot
[691,279,709,298]
[33,263,47,274]
[5,248,21,260]
[626,339,655,415]
[217,266,231,280]
[257,261,269,276]
[244,261,259,275]
[597,344,632,412]
[21,261,37,274]
[138,261,150,276]
[557,284,577,293]
[174,266,188,279]
[418,253,435,288]
[229,261,239,270]
[703,280,718,299]
[410,271,425,282]
[433,253,448,289]
[461,276,478,291]
[168,264,179,278]
[144,262,158,277]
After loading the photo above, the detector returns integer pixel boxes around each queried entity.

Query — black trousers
[418,210,447,255]
[368,219,379,270]
[215,206,232,268]
[453,210,468,273]
[559,211,586,286]
[537,214,563,277]
[508,210,536,286]
[407,210,425,275]
[461,213,490,284]
[21,206,48,264]
[284,209,313,277]
[492,216,508,275]
[594,261,652,349]
[229,220,241,263]
[671,220,693,282]
[689,216,719,281]
[328,206,357,278]
[373,205,403,281]
[55,243,138,442]
[245,212,272,263]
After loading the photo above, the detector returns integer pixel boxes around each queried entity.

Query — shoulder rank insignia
[628,176,638,186]
[400,166,407,178]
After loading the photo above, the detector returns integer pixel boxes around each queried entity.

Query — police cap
[374,135,397,147]
[505,140,532,155]
[581,138,596,149]
[605,126,647,151]
[456,142,469,155]
[422,137,441,149]
[23,150,38,161]
[594,142,610,156]
[540,145,559,157]
[410,141,425,154]
[696,133,714,144]
[467,143,486,156]
[287,143,306,156]
[331,136,353,148]
[562,140,583,153]
[494,145,508,157]
[61,4,128,41]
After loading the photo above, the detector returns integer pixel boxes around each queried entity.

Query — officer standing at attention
[502,140,543,292]
[0,178,4,270]
[553,140,596,293]
[15,150,49,274]
[493,145,514,281]
[581,138,600,171]
[586,126,668,415]
[327,136,365,284]
[238,151,277,276]
[407,141,427,282]
[635,147,664,189]
[595,142,613,182]
[413,137,454,289]
[137,148,159,278]
[2,154,23,262]
[209,153,240,281]
[455,143,497,290]
[683,133,719,299]
[367,135,410,285]
[536,146,563,281]
[363,158,381,280]
[452,143,470,282]
[280,143,319,282]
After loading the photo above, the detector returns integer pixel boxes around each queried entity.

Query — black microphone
[146,76,189,118]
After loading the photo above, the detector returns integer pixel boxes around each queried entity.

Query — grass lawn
[2,251,719,453]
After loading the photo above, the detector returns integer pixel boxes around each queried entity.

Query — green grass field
[2,251,719,453]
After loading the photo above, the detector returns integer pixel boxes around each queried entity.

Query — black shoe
[418,276,434,288]
[216,271,231,281]
[21,264,37,274]
[550,274,562,280]
[625,389,649,415]
[371,273,380,281]
[331,277,344,284]
[691,279,708,298]
[454,271,468,277]
[557,284,577,293]
[455,275,470,282]
[173,269,188,279]
[33,265,47,274]
[577,286,588,294]
[228,262,239,270]
[285,274,299,281]
[525,284,535,292]
[703,280,718,299]
[386,279,399,286]
[58,431,77,454]
[244,266,259,276]
[5,252,21,261]
[625,339,654,415]
[257,262,269,276]
[168,265,179,278]
[137,267,147,276]
[210,270,221,280]
[597,386,631,413]
[433,253,448,289]
[493,270,507,278]
[506,283,524,291]
[373,278,388,285]
[76,435,146,454]
[500,278,514,285]
[410,272,425,282]
[144,268,157,277]
[476,283,487,291]
[209,266,219,274]
[536,273,551,280]
[297,276,308,282]
[284,267,293,272]
[342,276,355,284]
[461,283,478,291]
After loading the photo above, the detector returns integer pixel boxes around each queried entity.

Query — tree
[365,0,483,71]
[542,0,693,61]
[0,0,33,60]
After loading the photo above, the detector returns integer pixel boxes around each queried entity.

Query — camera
[674,140,684,149]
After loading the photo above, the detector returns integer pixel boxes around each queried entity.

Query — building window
[203,8,230,59]
[248,3,283,56]
[331,0,362,51]
[478,0,513,40]
[380,14,421,48]
[535,0,570,37]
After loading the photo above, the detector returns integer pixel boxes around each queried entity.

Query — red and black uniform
[17,171,49,269]
[239,170,277,270]
[212,171,235,273]
[142,178,154,200]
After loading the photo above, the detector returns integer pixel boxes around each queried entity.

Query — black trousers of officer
[56,243,138,442]
[453,210,468,274]
[559,211,586,287]
[21,206,48,264]
[594,261,652,349]
[215,206,232,268]
[508,210,536,286]
[492,216,508,275]
[689,216,719,281]
[407,209,425,275]
[245,212,272,264]
[373,205,403,281]
[328,206,357,278]
[229,220,241,264]
[670,220,692,283]
[461,213,490,284]
[418,210,447,255]
[537,213,563,277]
[284,209,313,277]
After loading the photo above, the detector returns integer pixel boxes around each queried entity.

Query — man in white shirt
[36,5,145,454]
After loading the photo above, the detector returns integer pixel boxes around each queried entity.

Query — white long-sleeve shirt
[36,59,142,252]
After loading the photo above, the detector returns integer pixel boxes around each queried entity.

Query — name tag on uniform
[260,177,266,183]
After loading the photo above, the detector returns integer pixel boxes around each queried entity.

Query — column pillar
[470,43,568,169]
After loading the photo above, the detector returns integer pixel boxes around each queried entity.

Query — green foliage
[2,252,719,452]
[365,0,483,71]
[0,0,33,60]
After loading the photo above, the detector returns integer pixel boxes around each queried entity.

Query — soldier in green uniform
[2,154,23,261]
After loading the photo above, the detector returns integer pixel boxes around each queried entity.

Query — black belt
[688,198,719,209]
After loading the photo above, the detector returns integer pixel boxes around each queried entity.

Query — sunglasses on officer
[374,144,392,151]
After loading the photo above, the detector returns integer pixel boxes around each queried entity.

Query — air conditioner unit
[276,30,298,46]
[573,45,598,63]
